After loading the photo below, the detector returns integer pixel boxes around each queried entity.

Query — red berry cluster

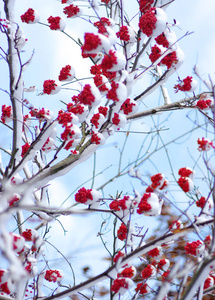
[120,99,135,115]
[117,223,127,241]
[81,33,102,55]
[178,167,192,178]
[43,80,57,94]
[196,196,206,209]
[75,187,93,204]
[139,0,154,13]
[174,76,192,92]
[137,193,152,214]
[141,264,154,279]
[109,196,129,211]
[91,133,101,144]
[112,113,120,126]
[148,247,160,258]
[47,16,61,30]
[185,240,203,256]
[196,99,212,110]
[139,8,157,37]
[57,110,73,127]
[90,113,100,128]
[94,17,111,34]
[107,82,119,101]
[63,4,80,18]
[58,65,72,81]
[177,177,190,193]
[44,270,63,282]
[1,105,12,123]
[116,26,130,42]
[20,8,35,23]
[197,137,214,151]
[135,282,148,295]
[93,74,109,92]
[21,229,33,241]
[76,84,96,106]
[111,278,128,293]
[21,143,30,157]
[101,50,118,71]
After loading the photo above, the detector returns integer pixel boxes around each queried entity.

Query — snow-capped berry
[204,276,214,290]
[116,25,136,43]
[113,251,125,263]
[43,80,61,95]
[61,0,74,3]
[64,138,80,150]
[155,29,177,48]
[0,269,9,284]
[101,50,126,72]
[155,32,169,48]
[196,98,214,110]
[137,193,161,216]
[101,0,111,3]
[59,65,75,81]
[20,8,40,24]
[81,33,110,56]
[58,110,79,126]
[42,137,56,153]
[135,282,149,295]
[204,235,212,246]
[139,0,154,13]
[139,7,167,38]
[112,113,127,128]
[197,137,214,151]
[148,246,163,258]
[21,143,30,157]
[90,113,105,129]
[177,177,194,193]
[75,187,101,205]
[44,270,64,282]
[109,196,131,220]
[141,264,156,279]
[93,74,110,93]
[107,81,127,103]
[1,105,12,124]
[61,124,81,141]
[91,132,106,145]
[151,173,165,189]
[78,84,101,106]
[185,240,204,256]
[169,220,183,231]
[94,17,115,35]
[8,194,20,207]
[120,98,138,115]
[47,16,66,31]
[157,259,170,271]
[10,233,25,253]
[174,76,197,92]
[196,197,213,214]
[111,277,133,295]
[161,51,178,69]
[118,266,136,279]
[30,108,54,122]
[0,281,11,295]
[178,167,195,180]
[63,4,82,18]
[90,64,102,75]
[117,223,127,241]
[21,229,38,242]
[67,103,89,123]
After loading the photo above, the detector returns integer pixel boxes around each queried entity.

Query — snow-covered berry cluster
[177,167,194,193]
